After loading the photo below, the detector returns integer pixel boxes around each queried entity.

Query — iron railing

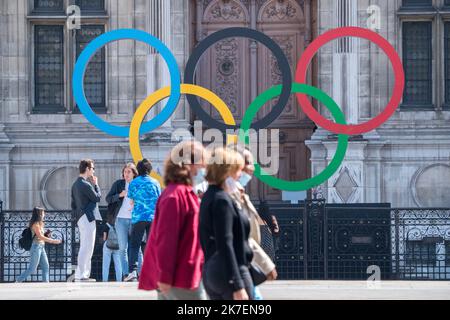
[1,202,450,282]
[0,207,109,282]
[264,202,450,280]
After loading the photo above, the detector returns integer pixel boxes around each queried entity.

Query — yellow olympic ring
[129,84,238,187]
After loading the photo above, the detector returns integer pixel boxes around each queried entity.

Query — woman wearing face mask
[226,144,278,300]
[138,141,209,300]
[200,147,254,300]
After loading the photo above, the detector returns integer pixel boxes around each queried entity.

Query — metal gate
[2,201,450,282]
[263,201,450,280]
[0,207,108,282]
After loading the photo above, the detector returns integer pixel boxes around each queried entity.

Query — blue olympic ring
[72,28,181,137]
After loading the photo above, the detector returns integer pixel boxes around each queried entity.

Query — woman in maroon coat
[138,140,209,300]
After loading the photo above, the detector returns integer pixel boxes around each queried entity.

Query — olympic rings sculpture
[72,27,405,191]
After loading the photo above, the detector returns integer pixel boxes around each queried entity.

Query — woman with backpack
[16,207,62,283]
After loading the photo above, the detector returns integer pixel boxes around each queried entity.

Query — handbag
[106,201,120,225]
[249,263,267,286]
[260,223,276,262]
[106,224,119,250]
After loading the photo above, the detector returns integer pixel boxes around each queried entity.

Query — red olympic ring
[295,26,405,135]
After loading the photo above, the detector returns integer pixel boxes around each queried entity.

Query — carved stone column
[333,0,359,125]
[250,0,257,102]
[146,0,172,129]
[0,125,13,209]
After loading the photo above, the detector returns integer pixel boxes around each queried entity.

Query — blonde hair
[205,147,244,186]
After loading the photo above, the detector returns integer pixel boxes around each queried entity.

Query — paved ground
[0,281,449,300]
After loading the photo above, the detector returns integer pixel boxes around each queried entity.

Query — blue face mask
[193,168,206,186]
[238,172,252,187]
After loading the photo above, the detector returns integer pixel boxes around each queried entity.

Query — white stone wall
[309,0,450,207]
[0,0,191,210]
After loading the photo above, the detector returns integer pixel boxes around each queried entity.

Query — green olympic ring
[238,83,349,191]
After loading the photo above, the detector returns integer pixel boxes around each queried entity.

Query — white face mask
[193,168,206,186]
[238,172,252,187]
[225,176,239,194]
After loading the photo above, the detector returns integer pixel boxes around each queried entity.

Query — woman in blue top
[124,158,161,281]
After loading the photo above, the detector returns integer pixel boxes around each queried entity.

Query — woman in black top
[199,147,254,300]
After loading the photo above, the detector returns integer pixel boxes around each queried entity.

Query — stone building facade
[310,0,450,207]
[0,0,192,210]
[2,0,450,210]
[0,0,318,209]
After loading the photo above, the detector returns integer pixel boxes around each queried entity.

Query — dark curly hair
[137,158,153,176]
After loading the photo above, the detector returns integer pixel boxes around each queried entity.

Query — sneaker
[74,278,96,282]
[123,271,137,282]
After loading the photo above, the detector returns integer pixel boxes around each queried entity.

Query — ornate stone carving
[328,163,363,204]
[204,0,248,22]
[258,0,304,22]
[333,167,357,203]
[215,39,239,114]
[270,35,294,113]
[266,0,296,20]
[257,0,304,11]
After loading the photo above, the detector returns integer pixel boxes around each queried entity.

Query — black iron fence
[392,208,450,280]
[263,201,450,281]
[0,207,109,282]
[1,201,450,282]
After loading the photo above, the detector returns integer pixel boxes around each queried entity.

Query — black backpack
[18,227,34,251]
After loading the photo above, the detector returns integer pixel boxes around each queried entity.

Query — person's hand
[53,239,62,245]
[119,190,127,198]
[129,199,134,211]
[271,216,280,233]
[267,268,278,281]
[157,282,172,296]
[233,289,249,300]
[92,176,98,185]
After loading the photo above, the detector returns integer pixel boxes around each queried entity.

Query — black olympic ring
[184,27,292,131]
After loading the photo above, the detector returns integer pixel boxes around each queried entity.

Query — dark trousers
[203,263,254,300]
[128,221,151,274]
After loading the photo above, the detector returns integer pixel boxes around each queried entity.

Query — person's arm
[271,215,280,234]
[155,196,181,287]
[82,180,102,203]
[106,180,124,204]
[248,238,277,278]
[155,181,162,197]
[212,197,245,292]
[127,180,136,210]
[32,224,60,245]
[71,187,76,211]
[127,180,136,201]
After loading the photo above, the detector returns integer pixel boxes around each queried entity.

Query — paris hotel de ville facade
[1,0,450,211]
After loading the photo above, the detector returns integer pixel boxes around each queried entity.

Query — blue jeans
[253,286,263,300]
[115,217,143,276]
[102,242,122,282]
[16,242,49,282]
